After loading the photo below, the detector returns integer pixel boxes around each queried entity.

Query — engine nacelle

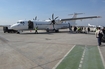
[55,20,62,24]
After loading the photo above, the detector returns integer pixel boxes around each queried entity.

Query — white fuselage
[10,20,76,31]
[3,13,100,33]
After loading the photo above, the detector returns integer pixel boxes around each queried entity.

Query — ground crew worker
[95,27,103,46]
[74,26,77,33]
[87,27,90,33]
[95,27,98,32]
[35,26,38,34]
[77,27,81,33]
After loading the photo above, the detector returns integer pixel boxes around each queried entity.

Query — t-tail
[68,13,84,25]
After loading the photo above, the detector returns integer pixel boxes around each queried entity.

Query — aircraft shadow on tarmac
[20,31,96,35]
[20,32,53,35]
[20,30,71,35]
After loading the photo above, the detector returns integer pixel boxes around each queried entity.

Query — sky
[0,0,105,26]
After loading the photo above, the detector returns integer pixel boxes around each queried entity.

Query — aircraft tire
[46,29,49,32]
[17,31,20,34]
[4,31,6,33]
[55,29,59,32]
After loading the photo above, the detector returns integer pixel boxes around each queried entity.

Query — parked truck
[3,26,17,33]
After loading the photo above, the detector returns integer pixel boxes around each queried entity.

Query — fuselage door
[28,20,34,30]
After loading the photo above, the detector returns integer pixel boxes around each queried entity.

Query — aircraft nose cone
[10,24,18,30]
[9,25,15,29]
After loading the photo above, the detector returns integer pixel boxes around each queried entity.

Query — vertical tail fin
[68,13,84,18]
[88,23,91,26]
[68,13,84,25]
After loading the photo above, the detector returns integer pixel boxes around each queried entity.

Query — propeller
[33,16,37,20]
[49,14,59,30]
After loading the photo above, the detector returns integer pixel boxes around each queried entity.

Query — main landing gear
[46,28,59,33]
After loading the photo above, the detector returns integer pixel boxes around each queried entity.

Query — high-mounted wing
[61,16,101,21]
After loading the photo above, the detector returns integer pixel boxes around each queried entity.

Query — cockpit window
[20,22,25,24]
[17,22,20,23]
[17,21,25,24]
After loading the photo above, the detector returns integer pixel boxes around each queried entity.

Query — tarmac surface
[0,27,105,69]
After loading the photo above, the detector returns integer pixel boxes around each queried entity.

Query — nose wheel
[55,29,59,32]
[17,32,20,34]
[17,31,20,34]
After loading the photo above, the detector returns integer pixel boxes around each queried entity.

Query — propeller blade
[35,16,37,20]
[52,13,54,20]
[55,16,59,20]
[49,18,51,20]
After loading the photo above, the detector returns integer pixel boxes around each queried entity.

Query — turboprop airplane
[88,23,96,27]
[3,13,101,34]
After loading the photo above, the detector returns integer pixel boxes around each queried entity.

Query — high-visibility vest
[35,27,38,30]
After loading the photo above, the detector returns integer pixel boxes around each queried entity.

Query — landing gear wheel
[55,30,59,32]
[4,31,6,33]
[17,31,20,34]
[46,29,49,32]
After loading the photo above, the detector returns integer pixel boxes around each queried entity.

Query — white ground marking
[98,46,105,69]
[80,61,83,64]
[78,46,86,69]
[81,58,84,61]
[52,45,76,69]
